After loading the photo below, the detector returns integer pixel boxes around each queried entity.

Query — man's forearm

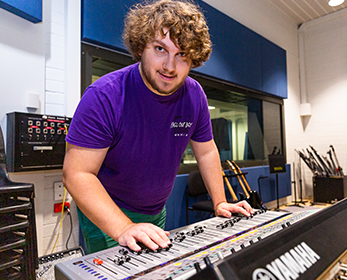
[191,140,254,218]
[191,140,227,209]
[64,171,133,242]
[198,154,227,209]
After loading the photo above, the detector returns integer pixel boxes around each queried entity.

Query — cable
[51,187,66,254]
[66,208,73,250]
[63,122,72,250]
[51,122,70,253]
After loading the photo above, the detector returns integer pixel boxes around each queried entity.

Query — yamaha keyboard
[55,207,321,280]
[198,197,347,280]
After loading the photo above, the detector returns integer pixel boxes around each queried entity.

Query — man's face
[139,28,192,96]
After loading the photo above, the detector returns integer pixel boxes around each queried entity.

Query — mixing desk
[55,208,318,280]
[197,197,347,280]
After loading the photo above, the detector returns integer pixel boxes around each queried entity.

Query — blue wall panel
[81,0,287,98]
[0,0,42,23]
[82,0,138,50]
[165,164,291,230]
[196,1,262,92]
[261,37,288,98]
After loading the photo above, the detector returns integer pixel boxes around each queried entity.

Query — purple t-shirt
[66,63,213,214]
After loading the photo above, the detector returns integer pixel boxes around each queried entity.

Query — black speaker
[313,176,347,203]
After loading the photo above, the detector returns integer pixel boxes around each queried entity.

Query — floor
[273,196,332,212]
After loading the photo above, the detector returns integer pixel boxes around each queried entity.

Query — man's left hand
[215,200,254,218]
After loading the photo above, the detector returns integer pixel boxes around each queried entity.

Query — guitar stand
[223,172,248,178]
[297,158,308,206]
[285,162,303,208]
[273,173,290,212]
[286,179,304,208]
[298,179,308,205]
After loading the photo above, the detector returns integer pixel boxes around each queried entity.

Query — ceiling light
[208,106,215,110]
[328,0,345,7]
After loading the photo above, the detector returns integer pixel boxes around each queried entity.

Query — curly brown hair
[123,0,212,68]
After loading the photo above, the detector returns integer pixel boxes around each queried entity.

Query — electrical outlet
[54,181,64,192]
[54,181,64,201]
[54,191,63,201]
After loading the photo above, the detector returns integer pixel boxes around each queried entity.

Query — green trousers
[77,206,166,254]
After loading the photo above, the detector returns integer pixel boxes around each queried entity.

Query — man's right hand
[117,223,171,251]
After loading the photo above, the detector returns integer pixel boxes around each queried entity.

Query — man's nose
[163,54,176,73]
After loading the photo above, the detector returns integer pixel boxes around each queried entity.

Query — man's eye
[179,52,186,57]
[156,46,164,52]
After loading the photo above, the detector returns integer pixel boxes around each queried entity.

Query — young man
[63,0,253,254]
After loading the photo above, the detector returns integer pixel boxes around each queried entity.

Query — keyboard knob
[194,262,202,273]
[203,256,212,266]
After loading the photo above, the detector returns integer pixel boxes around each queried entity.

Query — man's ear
[137,49,142,58]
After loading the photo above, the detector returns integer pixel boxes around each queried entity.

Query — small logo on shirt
[170,116,193,137]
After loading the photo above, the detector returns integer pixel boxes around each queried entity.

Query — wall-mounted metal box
[6,112,71,172]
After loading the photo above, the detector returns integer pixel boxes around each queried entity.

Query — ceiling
[267,0,347,26]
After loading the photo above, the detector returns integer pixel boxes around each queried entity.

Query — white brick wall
[296,10,347,197]
[36,0,81,255]
[45,0,66,116]
[1,0,81,256]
